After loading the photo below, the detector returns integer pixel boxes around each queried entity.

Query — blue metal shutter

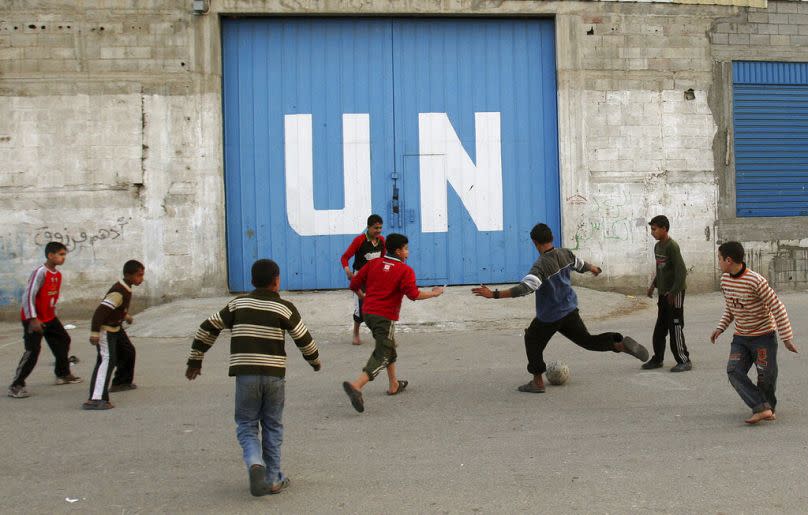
[732,61,808,217]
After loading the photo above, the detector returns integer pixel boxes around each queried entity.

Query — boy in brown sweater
[83,260,145,410]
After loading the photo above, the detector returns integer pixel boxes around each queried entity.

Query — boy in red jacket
[339,214,385,345]
[342,233,443,412]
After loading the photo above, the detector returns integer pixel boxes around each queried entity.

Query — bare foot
[765,412,777,421]
[745,409,773,425]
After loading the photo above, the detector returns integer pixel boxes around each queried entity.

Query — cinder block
[771,34,791,45]
[0,47,24,60]
[778,24,799,35]
[729,33,751,45]
[774,2,800,14]
[757,24,781,35]
[747,12,770,23]
[100,47,126,59]
[710,33,729,45]
[749,34,771,46]
[789,35,808,45]
[767,13,791,24]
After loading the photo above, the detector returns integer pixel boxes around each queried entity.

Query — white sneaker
[8,385,30,398]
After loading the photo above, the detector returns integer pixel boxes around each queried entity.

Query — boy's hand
[28,319,43,334]
[646,286,654,298]
[471,285,492,298]
[311,359,322,372]
[589,265,602,276]
[710,329,722,344]
[357,289,366,300]
[784,339,799,354]
[185,366,202,380]
[124,314,134,325]
[89,335,100,346]
[345,268,354,280]
[431,286,444,296]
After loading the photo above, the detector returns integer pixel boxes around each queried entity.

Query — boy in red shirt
[8,242,82,398]
[342,233,443,412]
[340,214,385,345]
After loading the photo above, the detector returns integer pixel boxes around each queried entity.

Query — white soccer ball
[546,361,570,385]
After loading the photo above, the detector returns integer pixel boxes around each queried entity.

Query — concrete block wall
[0,4,225,317]
[558,5,723,293]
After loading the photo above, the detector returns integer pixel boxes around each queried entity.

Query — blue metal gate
[222,18,559,290]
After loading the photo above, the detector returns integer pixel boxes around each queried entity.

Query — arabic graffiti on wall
[32,217,132,253]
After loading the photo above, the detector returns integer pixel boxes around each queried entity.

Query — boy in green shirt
[644,215,692,372]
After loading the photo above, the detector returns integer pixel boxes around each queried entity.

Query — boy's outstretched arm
[185,304,234,380]
[416,286,444,300]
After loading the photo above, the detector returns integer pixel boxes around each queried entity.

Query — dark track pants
[524,309,622,376]
[10,318,71,388]
[88,331,121,401]
[112,328,136,386]
[651,292,690,364]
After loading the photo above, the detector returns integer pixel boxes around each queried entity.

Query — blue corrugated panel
[222,18,559,290]
[732,62,808,217]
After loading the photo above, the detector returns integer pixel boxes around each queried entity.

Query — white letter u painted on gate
[284,113,372,236]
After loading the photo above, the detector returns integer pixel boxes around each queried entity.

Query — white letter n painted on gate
[418,112,503,233]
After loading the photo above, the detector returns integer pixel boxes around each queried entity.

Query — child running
[185,259,321,496]
[472,223,649,393]
[711,241,798,425]
[8,241,81,398]
[342,233,443,413]
[340,214,385,345]
[644,215,692,371]
[83,260,145,410]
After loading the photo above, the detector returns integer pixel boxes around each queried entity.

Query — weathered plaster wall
[0,5,225,317]
[1,0,806,318]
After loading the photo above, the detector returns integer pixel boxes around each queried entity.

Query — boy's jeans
[234,375,286,486]
[726,332,778,413]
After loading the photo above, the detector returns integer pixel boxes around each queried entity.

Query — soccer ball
[546,361,570,385]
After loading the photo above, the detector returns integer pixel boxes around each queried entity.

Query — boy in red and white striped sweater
[710,242,798,425]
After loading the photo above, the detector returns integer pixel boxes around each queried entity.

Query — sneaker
[109,383,138,392]
[641,359,663,370]
[270,477,290,495]
[82,400,114,410]
[620,336,649,362]
[670,361,692,372]
[55,374,83,385]
[8,385,30,398]
[249,465,271,497]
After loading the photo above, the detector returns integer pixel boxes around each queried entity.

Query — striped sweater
[187,290,319,377]
[716,265,793,341]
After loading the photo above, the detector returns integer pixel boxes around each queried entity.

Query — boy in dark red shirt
[8,241,81,399]
[340,214,385,345]
[342,233,443,412]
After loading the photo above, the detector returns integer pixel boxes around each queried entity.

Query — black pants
[88,331,121,401]
[11,317,71,387]
[651,292,690,364]
[112,328,136,386]
[524,309,621,376]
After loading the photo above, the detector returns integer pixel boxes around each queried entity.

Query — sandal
[342,382,364,413]
[387,380,408,395]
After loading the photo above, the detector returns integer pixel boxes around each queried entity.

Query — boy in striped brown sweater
[83,260,145,410]
[711,242,798,425]
[185,259,321,497]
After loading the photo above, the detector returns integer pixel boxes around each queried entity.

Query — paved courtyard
[1,287,806,514]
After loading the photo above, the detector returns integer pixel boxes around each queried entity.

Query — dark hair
[367,214,383,227]
[123,260,145,276]
[718,241,744,263]
[251,259,280,288]
[385,233,408,254]
[648,215,670,230]
[529,223,553,244]
[44,241,67,257]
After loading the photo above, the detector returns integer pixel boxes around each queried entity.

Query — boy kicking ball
[342,233,443,413]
